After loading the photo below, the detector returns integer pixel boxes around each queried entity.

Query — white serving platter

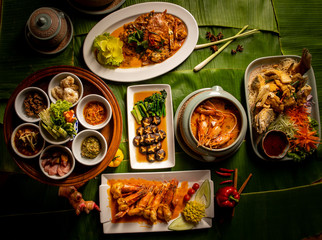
[99,170,214,234]
[83,2,199,82]
[127,84,175,169]
[244,55,321,161]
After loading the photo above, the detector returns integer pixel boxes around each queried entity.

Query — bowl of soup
[177,86,247,162]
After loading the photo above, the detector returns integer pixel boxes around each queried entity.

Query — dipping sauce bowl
[261,130,290,159]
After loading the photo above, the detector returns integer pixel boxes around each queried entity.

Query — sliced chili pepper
[215,171,232,177]
[219,168,235,173]
[219,180,233,185]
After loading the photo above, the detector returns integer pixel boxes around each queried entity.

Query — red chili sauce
[262,131,289,157]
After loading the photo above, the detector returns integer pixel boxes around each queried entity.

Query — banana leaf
[1,0,322,239]
[1,172,321,240]
[273,0,322,122]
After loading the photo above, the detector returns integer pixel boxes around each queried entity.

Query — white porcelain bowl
[39,145,75,180]
[48,72,84,107]
[76,94,112,130]
[177,86,247,162]
[11,123,45,159]
[72,129,108,166]
[14,87,50,123]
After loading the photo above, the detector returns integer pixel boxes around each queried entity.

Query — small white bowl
[39,145,75,180]
[14,87,50,123]
[76,94,112,130]
[11,123,45,159]
[39,120,71,145]
[72,129,108,166]
[48,72,84,107]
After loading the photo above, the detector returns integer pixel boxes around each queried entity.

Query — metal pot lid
[27,7,62,40]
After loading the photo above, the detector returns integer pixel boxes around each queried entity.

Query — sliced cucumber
[194,179,211,208]
[168,216,194,231]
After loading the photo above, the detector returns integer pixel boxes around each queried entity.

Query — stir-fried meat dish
[117,10,188,67]
[248,49,312,134]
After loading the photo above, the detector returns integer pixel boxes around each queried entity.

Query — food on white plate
[248,49,320,161]
[39,100,77,140]
[23,91,47,117]
[168,179,210,231]
[190,98,241,149]
[94,10,187,68]
[51,75,80,104]
[168,215,194,231]
[131,90,168,163]
[92,33,124,67]
[13,124,43,157]
[40,147,72,177]
[108,178,188,224]
[194,179,211,208]
[81,136,101,159]
[182,200,205,224]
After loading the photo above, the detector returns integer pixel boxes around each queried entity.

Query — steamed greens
[131,90,167,124]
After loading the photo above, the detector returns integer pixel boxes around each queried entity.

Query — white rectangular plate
[127,84,175,169]
[99,170,214,234]
[244,55,321,161]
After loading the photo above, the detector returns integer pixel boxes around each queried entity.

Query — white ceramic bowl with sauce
[76,94,112,130]
[11,123,45,159]
[15,87,50,123]
[72,129,108,166]
[48,72,84,107]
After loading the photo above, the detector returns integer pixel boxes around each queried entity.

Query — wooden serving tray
[3,65,123,186]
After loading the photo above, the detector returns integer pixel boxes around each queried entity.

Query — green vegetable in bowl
[92,33,124,67]
[39,100,77,139]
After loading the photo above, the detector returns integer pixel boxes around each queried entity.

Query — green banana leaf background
[0,0,321,239]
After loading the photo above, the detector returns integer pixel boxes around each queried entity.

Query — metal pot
[177,86,247,162]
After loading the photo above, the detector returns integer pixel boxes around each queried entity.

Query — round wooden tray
[3,65,123,186]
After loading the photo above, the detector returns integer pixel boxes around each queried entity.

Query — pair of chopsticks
[232,169,252,217]
[193,25,259,72]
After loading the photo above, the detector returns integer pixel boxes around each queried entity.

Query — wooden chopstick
[233,168,238,189]
[194,28,259,50]
[238,173,252,194]
[193,25,249,72]
[232,168,238,217]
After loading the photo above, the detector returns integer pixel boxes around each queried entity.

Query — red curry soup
[191,97,241,149]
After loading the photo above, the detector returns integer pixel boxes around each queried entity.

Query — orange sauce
[107,179,188,224]
[111,26,142,68]
[191,97,241,149]
[83,101,107,125]
[133,91,168,163]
